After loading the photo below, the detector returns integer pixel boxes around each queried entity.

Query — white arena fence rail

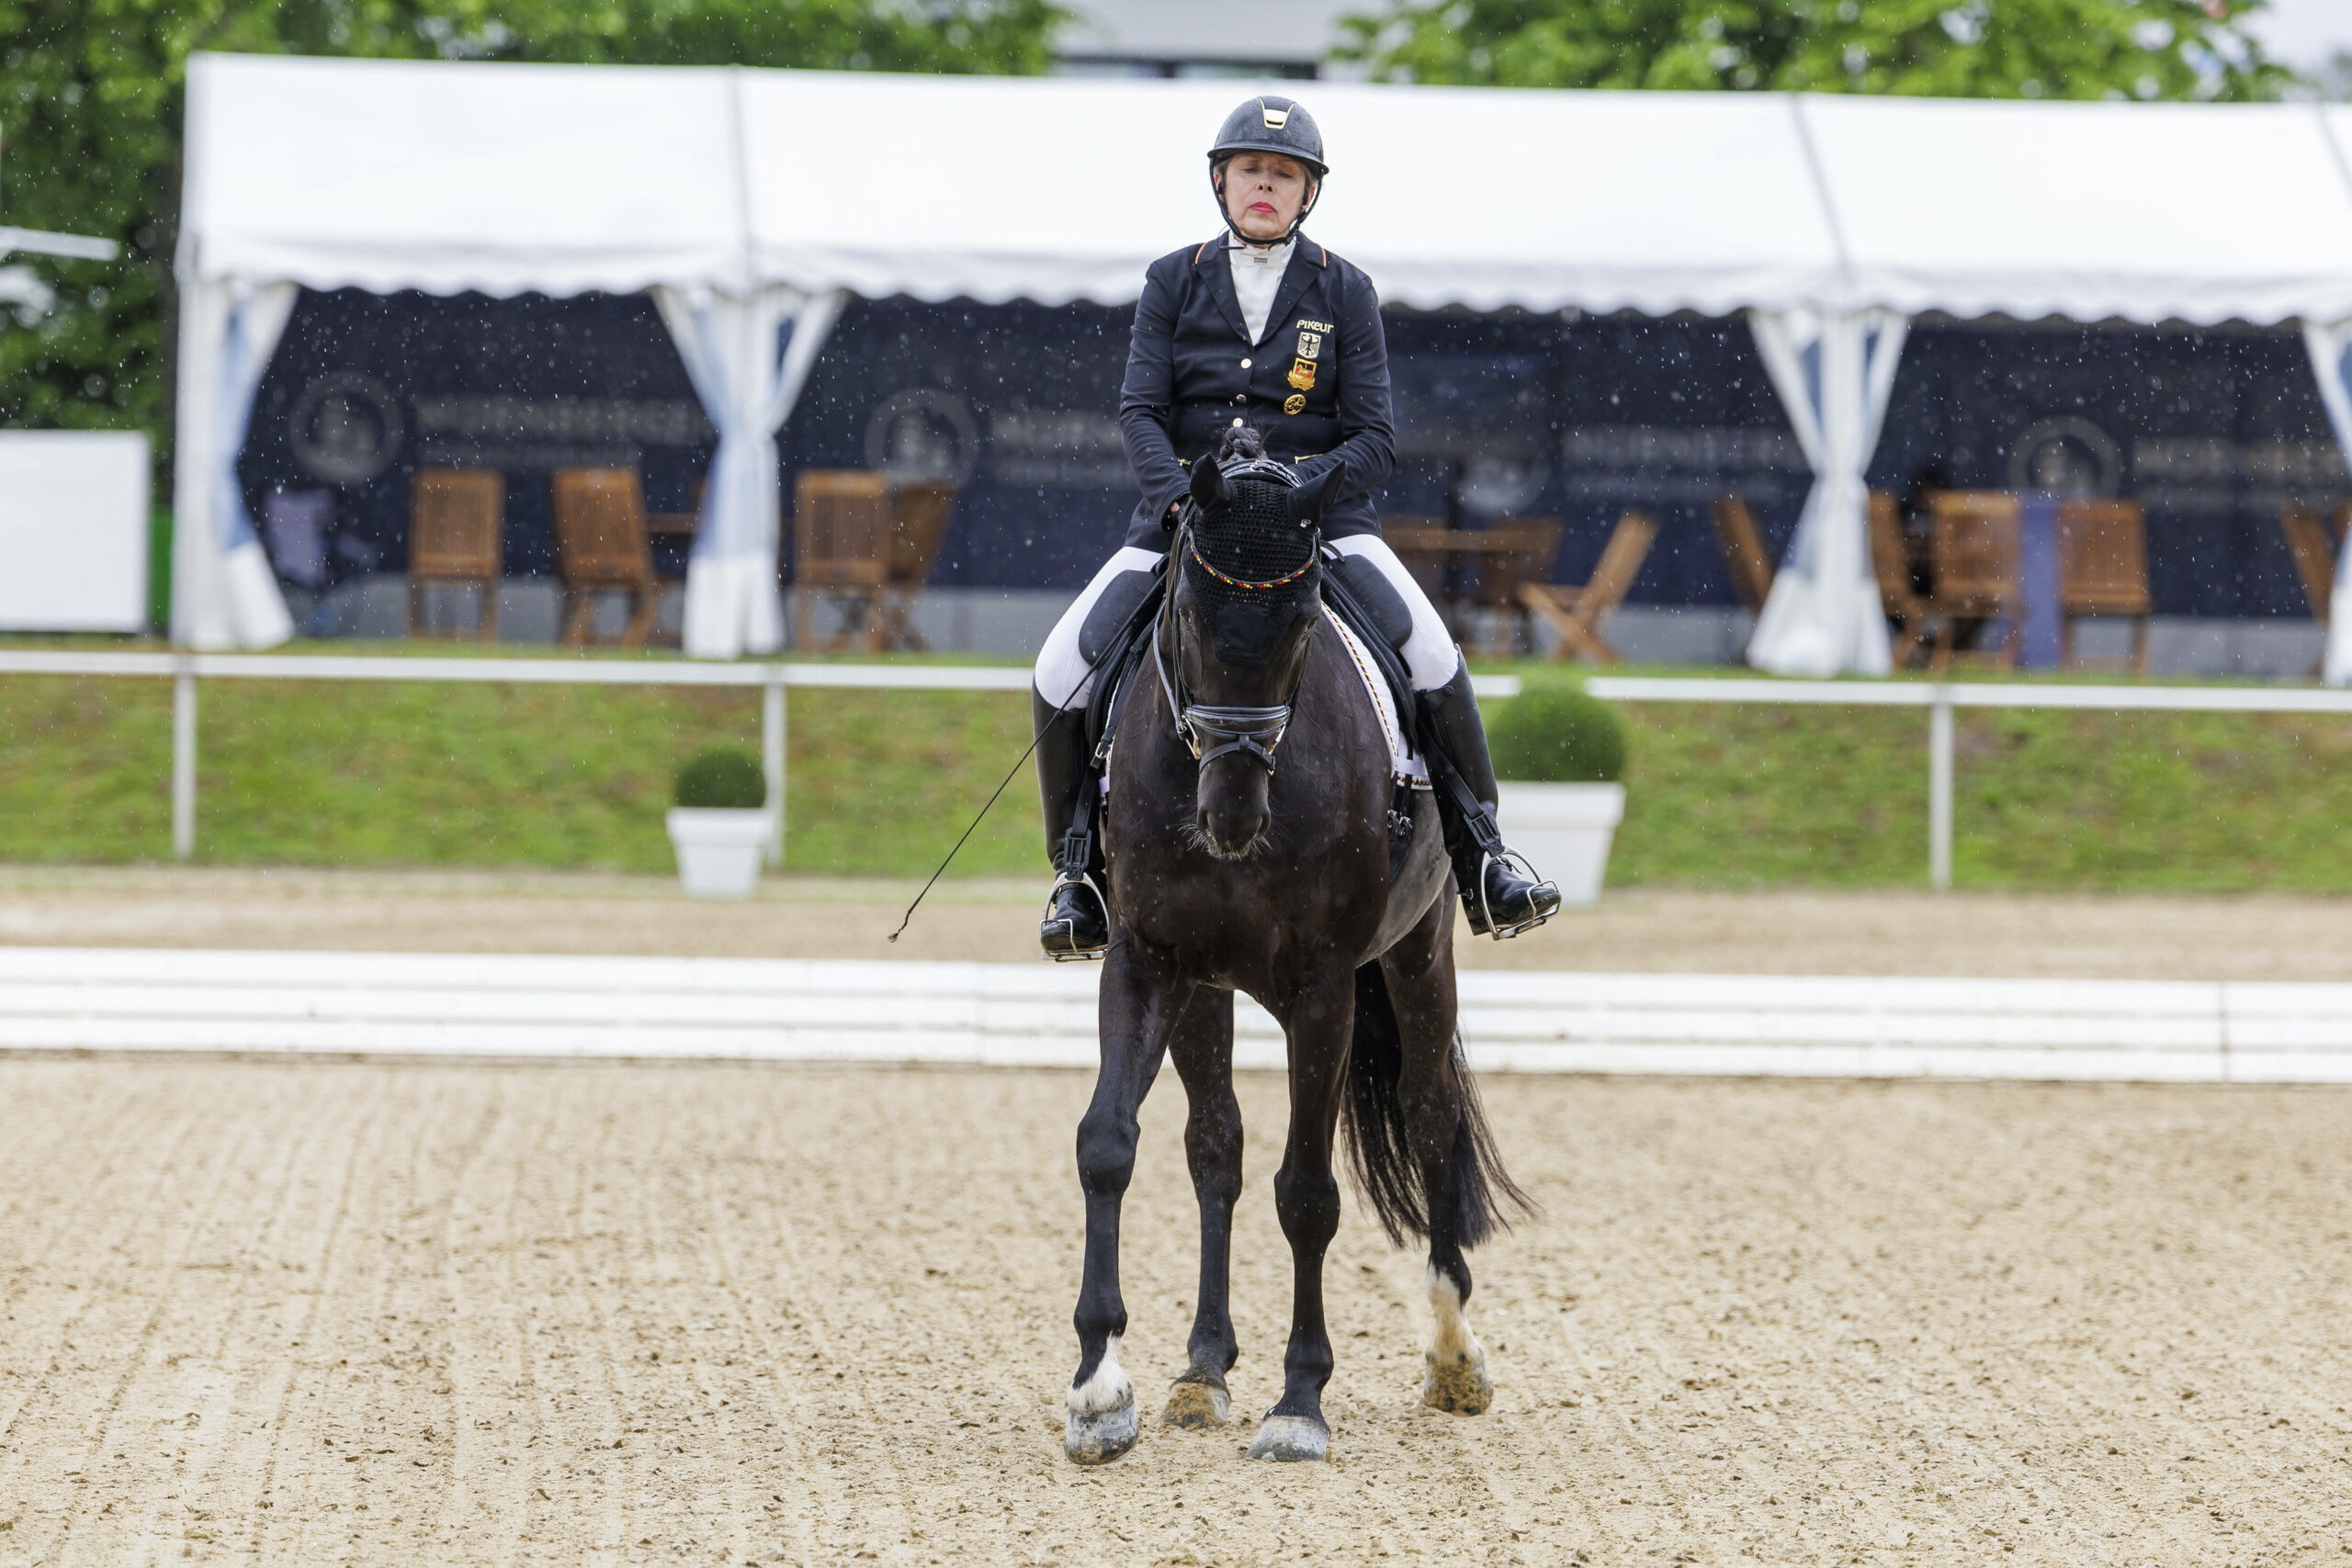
[5,948,2349,1083]
[0,649,1521,864]
[1585,675,2352,890]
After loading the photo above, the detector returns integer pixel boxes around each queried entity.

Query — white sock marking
[1069,1334,1132,1415]
[1425,1265,1483,1364]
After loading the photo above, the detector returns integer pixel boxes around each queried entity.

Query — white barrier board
[0,431,150,631]
[2,949,2348,1083]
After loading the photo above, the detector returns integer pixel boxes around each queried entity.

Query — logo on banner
[289,371,403,484]
[2006,416,2120,497]
[865,387,979,483]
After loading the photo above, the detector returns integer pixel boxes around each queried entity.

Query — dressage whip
[884,705,1067,944]
[886,545,1171,943]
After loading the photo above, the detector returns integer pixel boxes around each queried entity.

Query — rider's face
[1220,152,1310,243]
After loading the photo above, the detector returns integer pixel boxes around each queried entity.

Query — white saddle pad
[1324,609,1430,786]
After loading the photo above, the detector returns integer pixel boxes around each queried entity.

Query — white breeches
[1033,536,1462,711]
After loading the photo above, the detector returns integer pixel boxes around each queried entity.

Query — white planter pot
[665,807,771,899]
[1496,781,1625,909]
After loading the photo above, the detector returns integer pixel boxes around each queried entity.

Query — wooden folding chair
[877,480,958,651]
[792,470,891,652]
[2057,499,2151,673]
[550,467,662,649]
[1462,519,1563,657]
[1926,491,2022,671]
[1867,490,1931,669]
[1709,495,1777,615]
[407,469,503,642]
[1517,510,1657,664]
[2280,504,2343,623]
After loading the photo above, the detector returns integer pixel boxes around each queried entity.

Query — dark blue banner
[243,289,2350,621]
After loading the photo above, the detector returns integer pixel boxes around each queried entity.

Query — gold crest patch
[1287,358,1317,391]
[1283,392,1306,414]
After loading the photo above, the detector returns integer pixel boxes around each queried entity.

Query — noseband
[1156,520,1315,775]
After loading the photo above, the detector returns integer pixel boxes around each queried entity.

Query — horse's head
[1167,442,1341,860]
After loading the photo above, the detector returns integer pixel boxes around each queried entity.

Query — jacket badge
[1295,330,1324,361]
[1283,393,1306,415]
[1287,358,1317,391]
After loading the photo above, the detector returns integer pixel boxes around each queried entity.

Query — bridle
[1155,516,1317,776]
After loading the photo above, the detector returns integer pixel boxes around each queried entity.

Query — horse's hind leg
[1065,954,1188,1465]
[1162,987,1239,1428]
[1382,903,1495,1416]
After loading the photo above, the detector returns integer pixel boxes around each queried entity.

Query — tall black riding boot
[1417,662,1563,940]
[1034,689,1111,960]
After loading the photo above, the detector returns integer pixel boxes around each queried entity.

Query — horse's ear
[1189,459,1227,513]
[1286,466,1339,526]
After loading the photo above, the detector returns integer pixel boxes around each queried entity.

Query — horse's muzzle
[1181,705,1284,859]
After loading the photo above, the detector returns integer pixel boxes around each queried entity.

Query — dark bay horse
[1063,436,1531,1465]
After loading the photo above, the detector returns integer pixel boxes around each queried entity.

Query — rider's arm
[1307,265,1396,505]
[1119,254,1191,526]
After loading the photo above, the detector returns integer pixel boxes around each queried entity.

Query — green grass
[5,645,2352,892]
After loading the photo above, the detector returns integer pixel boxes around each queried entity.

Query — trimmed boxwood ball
[1486,682,1628,784]
[674,747,767,809]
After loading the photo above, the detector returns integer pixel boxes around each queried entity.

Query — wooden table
[1386,522,1564,655]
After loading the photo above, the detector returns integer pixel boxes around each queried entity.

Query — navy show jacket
[1117,233,1396,548]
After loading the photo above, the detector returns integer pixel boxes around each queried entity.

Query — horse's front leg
[1065,952,1189,1465]
[1162,986,1239,1428]
[1248,967,1355,1462]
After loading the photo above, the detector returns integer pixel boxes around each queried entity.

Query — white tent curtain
[2301,320,2352,686]
[1744,308,1909,677]
[170,278,298,649]
[654,286,846,659]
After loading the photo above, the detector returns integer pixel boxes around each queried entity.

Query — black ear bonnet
[1182,457,1322,668]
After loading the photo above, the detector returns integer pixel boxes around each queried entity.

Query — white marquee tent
[178,52,2352,675]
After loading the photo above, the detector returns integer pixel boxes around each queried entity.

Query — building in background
[2246,0,2352,98]
[1052,0,1360,78]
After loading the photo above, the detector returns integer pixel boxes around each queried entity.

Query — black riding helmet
[1208,96,1326,246]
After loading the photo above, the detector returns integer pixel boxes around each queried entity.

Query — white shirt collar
[1227,232,1295,345]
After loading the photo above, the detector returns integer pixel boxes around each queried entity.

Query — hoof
[1065,1388,1139,1465]
[1422,1347,1493,1416]
[1247,1413,1329,1462]
[1162,1372,1231,1428]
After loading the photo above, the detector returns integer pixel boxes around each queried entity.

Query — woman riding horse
[1031,95,1561,959]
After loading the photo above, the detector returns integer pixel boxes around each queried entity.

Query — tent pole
[173,657,198,861]
[1928,686,1953,890]
[763,670,786,868]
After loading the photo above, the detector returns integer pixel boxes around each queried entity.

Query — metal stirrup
[1041,870,1111,963]
[1475,848,1557,942]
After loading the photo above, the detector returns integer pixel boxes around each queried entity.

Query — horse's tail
[1340,963,1536,1249]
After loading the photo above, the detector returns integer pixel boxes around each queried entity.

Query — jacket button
[1232,393,1245,404]
[1231,417,1244,427]
[1240,357,1251,368]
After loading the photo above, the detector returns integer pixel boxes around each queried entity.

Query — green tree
[1340,0,2293,101]
[0,0,1060,453]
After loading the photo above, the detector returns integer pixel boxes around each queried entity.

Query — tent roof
[181,54,749,297]
[183,51,2352,325]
